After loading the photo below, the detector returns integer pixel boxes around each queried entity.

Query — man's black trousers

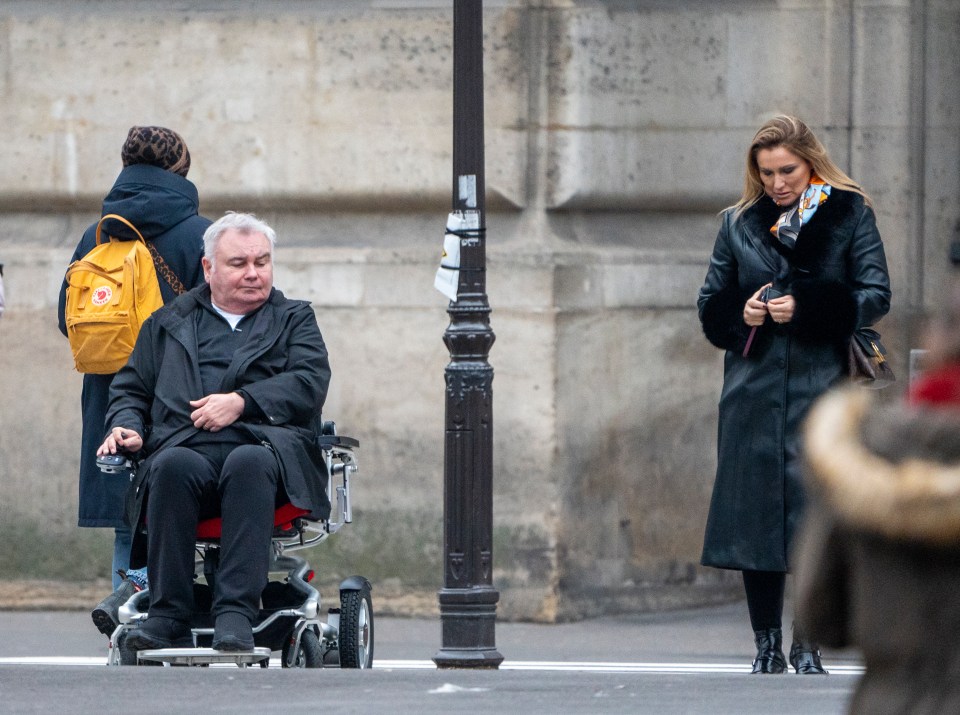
[145,442,282,625]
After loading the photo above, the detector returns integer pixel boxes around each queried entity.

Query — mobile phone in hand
[760,286,785,303]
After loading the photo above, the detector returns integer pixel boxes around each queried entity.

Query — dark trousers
[146,443,281,624]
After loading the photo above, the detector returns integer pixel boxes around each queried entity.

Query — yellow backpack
[64,214,164,374]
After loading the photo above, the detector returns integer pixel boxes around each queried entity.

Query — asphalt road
[0,603,861,714]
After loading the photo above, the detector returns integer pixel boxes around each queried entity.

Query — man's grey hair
[202,212,277,262]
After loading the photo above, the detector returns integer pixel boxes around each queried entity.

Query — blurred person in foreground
[697,115,890,674]
[797,282,960,712]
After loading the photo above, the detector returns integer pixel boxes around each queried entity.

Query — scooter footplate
[137,647,271,666]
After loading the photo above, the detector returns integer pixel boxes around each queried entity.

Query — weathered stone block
[0,0,956,623]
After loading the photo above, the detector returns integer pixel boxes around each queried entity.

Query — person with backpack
[57,126,212,634]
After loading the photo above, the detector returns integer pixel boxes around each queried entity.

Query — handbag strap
[145,241,187,296]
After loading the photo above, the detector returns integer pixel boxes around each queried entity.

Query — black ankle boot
[90,578,138,637]
[789,640,828,674]
[751,628,787,674]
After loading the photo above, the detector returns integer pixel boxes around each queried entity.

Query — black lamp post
[432,0,503,669]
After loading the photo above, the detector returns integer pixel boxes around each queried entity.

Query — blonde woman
[697,115,891,674]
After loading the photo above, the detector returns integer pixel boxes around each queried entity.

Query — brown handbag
[848,328,895,389]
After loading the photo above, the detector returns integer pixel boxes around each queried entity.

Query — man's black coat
[105,283,331,568]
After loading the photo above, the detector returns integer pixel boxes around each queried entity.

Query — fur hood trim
[804,389,960,544]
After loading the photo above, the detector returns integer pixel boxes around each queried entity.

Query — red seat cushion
[196,502,310,540]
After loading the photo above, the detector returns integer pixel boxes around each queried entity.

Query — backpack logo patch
[92,285,112,305]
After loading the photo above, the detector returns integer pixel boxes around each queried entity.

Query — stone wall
[0,0,957,620]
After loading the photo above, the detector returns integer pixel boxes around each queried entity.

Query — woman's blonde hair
[733,115,872,216]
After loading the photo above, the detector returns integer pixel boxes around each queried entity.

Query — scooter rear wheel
[338,589,374,669]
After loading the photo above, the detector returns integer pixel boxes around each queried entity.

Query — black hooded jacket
[58,163,211,528]
[58,163,209,329]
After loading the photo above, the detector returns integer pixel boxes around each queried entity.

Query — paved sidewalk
[2,600,860,664]
[0,603,861,714]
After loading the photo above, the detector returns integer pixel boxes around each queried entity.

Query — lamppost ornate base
[433,586,504,668]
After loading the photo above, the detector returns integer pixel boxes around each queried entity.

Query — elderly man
[98,212,330,651]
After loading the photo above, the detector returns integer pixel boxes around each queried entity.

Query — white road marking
[0,656,865,675]
[378,660,864,675]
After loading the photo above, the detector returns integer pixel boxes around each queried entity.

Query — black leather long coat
[697,190,890,571]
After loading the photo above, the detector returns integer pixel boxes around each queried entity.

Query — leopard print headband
[121,125,191,177]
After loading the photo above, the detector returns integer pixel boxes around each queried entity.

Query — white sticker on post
[458,174,477,209]
[434,218,462,302]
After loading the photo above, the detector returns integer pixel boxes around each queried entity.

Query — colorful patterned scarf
[770,175,831,247]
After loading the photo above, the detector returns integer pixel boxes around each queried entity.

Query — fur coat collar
[742,190,865,273]
[804,387,960,545]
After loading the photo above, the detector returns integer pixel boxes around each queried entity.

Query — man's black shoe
[91,579,138,637]
[124,616,193,650]
[212,612,255,652]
